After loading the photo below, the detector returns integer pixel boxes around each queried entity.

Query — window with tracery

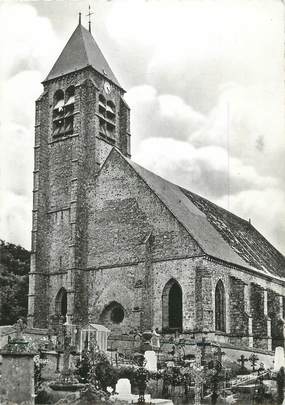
[215,280,226,332]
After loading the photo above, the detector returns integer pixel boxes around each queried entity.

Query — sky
[0,0,284,254]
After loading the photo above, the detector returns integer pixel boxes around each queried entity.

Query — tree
[0,240,30,325]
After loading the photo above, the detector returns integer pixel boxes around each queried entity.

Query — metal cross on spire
[86,5,94,33]
[78,12,82,25]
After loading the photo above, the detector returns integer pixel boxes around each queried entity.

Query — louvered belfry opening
[98,94,116,143]
[52,86,75,138]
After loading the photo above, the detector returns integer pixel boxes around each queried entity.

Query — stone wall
[229,277,249,336]
[86,150,203,333]
[0,353,35,405]
[251,283,268,350]
[29,66,130,328]
[268,289,284,350]
[87,150,202,269]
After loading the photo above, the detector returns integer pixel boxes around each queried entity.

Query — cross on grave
[238,354,248,371]
[249,353,259,372]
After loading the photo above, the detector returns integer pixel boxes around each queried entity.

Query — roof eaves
[206,255,285,285]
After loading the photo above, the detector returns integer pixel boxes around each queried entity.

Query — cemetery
[0,318,285,405]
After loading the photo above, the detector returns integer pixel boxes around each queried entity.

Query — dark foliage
[76,349,118,392]
[0,240,30,325]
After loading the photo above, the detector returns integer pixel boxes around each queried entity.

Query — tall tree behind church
[0,240,30,325]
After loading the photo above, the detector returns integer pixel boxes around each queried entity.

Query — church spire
[44,21,122,89]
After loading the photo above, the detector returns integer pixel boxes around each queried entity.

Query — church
[27,19,285,354]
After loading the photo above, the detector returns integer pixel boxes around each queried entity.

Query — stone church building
[28,21,285,353]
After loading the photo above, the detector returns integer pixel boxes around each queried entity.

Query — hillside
[0,240,30,325]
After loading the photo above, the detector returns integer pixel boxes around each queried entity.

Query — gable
[86,150,202,268]
[87,148,285,279]
[123,151,285,278]
[126,158,252,270]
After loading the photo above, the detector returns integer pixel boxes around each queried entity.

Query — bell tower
[28,19,131,328]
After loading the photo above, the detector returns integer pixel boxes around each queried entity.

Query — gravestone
[145,350,157,372]
[115,378,133,401]
[275,347,285,371]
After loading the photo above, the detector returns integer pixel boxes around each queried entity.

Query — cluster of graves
[0,319,285,405]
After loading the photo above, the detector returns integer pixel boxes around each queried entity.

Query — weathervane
[86,5,94,33]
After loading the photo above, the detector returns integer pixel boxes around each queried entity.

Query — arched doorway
[215,280,226,332]
[162,279,183,331]
[55,287,67,321]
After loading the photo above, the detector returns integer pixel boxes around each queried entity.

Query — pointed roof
[44,23,121,88]
[103,149,285,280]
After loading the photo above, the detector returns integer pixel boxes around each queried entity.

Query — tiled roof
[44,24,121,87]
[181,188,285,278]
[117,151,285,278]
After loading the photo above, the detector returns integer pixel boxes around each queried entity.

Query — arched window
[215,280,226,332]
[100,301,125,326]
[162,279,183,331]
[55,287,67,321]
[53,90,65,137]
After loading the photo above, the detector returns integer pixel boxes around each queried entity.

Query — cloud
[217,188,285,253]
[191,83,284,172]
[0,70,42,127]
[133,137,278,197]
[125,85,205,148]
[0,3,61,80]
[0,3,60,249]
